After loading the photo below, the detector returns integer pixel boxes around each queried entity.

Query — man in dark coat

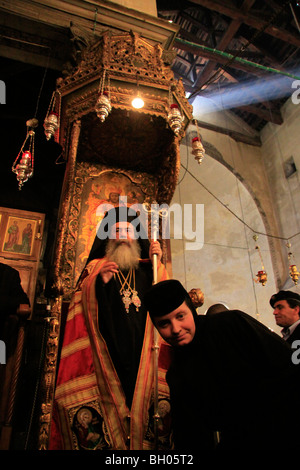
[270,290,300,345]
[144,279,300,450]
[0,262,29,338]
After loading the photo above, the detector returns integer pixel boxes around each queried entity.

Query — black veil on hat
[85,206,150,265]
[144,279,198,320]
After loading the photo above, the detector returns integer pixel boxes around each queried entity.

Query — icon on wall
[3,217,37,256]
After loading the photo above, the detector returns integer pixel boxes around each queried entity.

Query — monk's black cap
[85,206,149,266]
[98,206,141,236]
[269,290,300,308]
[144,279,189,319]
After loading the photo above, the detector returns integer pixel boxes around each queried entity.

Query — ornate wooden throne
[38,30,193,449]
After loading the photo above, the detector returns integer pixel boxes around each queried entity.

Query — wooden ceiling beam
[174,36,268,78]
[195,119,262,146]
[236,103,282,124]
[237,31,289,69]
[179,10,217,35]
[176,55,193,67]
[190,22,243,90]
[189,0,300,48]
[186,0,256,92]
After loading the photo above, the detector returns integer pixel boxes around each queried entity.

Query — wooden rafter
[157,0,300,129]
[188,0,300,48]
[189,0,256,91]
[174,37,278,79]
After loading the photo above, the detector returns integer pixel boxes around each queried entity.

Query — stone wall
[261,97,300,293]
[168,102,300,333]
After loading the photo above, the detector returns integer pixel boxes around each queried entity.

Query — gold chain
[115,268,141,313]
[116,268,133,293]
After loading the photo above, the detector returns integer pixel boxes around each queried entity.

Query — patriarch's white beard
[106,239,141,270]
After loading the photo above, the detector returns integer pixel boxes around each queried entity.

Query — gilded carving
[39,29,193,450]
[56,164,158,299]
[38,294,62,450]
[58,30,175,93]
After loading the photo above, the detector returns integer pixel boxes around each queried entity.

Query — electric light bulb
[131,96,144,109]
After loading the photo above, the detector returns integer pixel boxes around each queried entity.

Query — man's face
[109,192,120,204]
[106,222,140,270]
[110,221,135,243]
[153,301,196,347]
[273,300,300,328]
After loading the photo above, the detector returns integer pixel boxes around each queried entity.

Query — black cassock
[166,310,300,450]
[96,260,153,408]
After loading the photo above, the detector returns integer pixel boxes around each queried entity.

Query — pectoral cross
[132,290,141,311]
[122,289,132,313]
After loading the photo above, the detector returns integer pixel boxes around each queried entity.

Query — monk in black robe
[83,206,165,408]
[50,207,170,450]
[145,279,300,450]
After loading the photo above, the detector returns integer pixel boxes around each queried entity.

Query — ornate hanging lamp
[167,84,183,135]
[94,69,112,122]
[12,118,38,190]
[43,90,61,141]
[253,234,267,286]
[289,264,300,285]
[286,241,300,285]
[191,119,205,164]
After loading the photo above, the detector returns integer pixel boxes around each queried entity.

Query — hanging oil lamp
[167,82,183,135]
[289,265,300,285]
[167,103,183,135]
[192,136,205,164]
[44,111,59,140]
[255,270,267,286]
[12,149,34,191]
[191,119,205,164]
[95,91,112,122]
[286,241,300,285]
[12,118,37,190]
[95,69,111,122]
[43,90,61,141]
[253,234,267,286]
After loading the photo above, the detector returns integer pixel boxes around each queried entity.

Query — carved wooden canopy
[56,29,193,205]
[51,29,193,297]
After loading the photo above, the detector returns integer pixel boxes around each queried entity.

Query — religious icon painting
[76,170,145,273]
[0,207,45,308]
[2,216,37,255]
[71,404,111,450]
[145,397,173,450]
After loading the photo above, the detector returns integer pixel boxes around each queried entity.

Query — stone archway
[169,136,279,332]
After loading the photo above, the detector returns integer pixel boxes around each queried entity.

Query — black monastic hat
[86,206,150,264]
[144,279,192,319]
[269,290,300,307]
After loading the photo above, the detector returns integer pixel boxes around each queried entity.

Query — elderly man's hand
[149,240,162,263]
[99,260,119,284]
